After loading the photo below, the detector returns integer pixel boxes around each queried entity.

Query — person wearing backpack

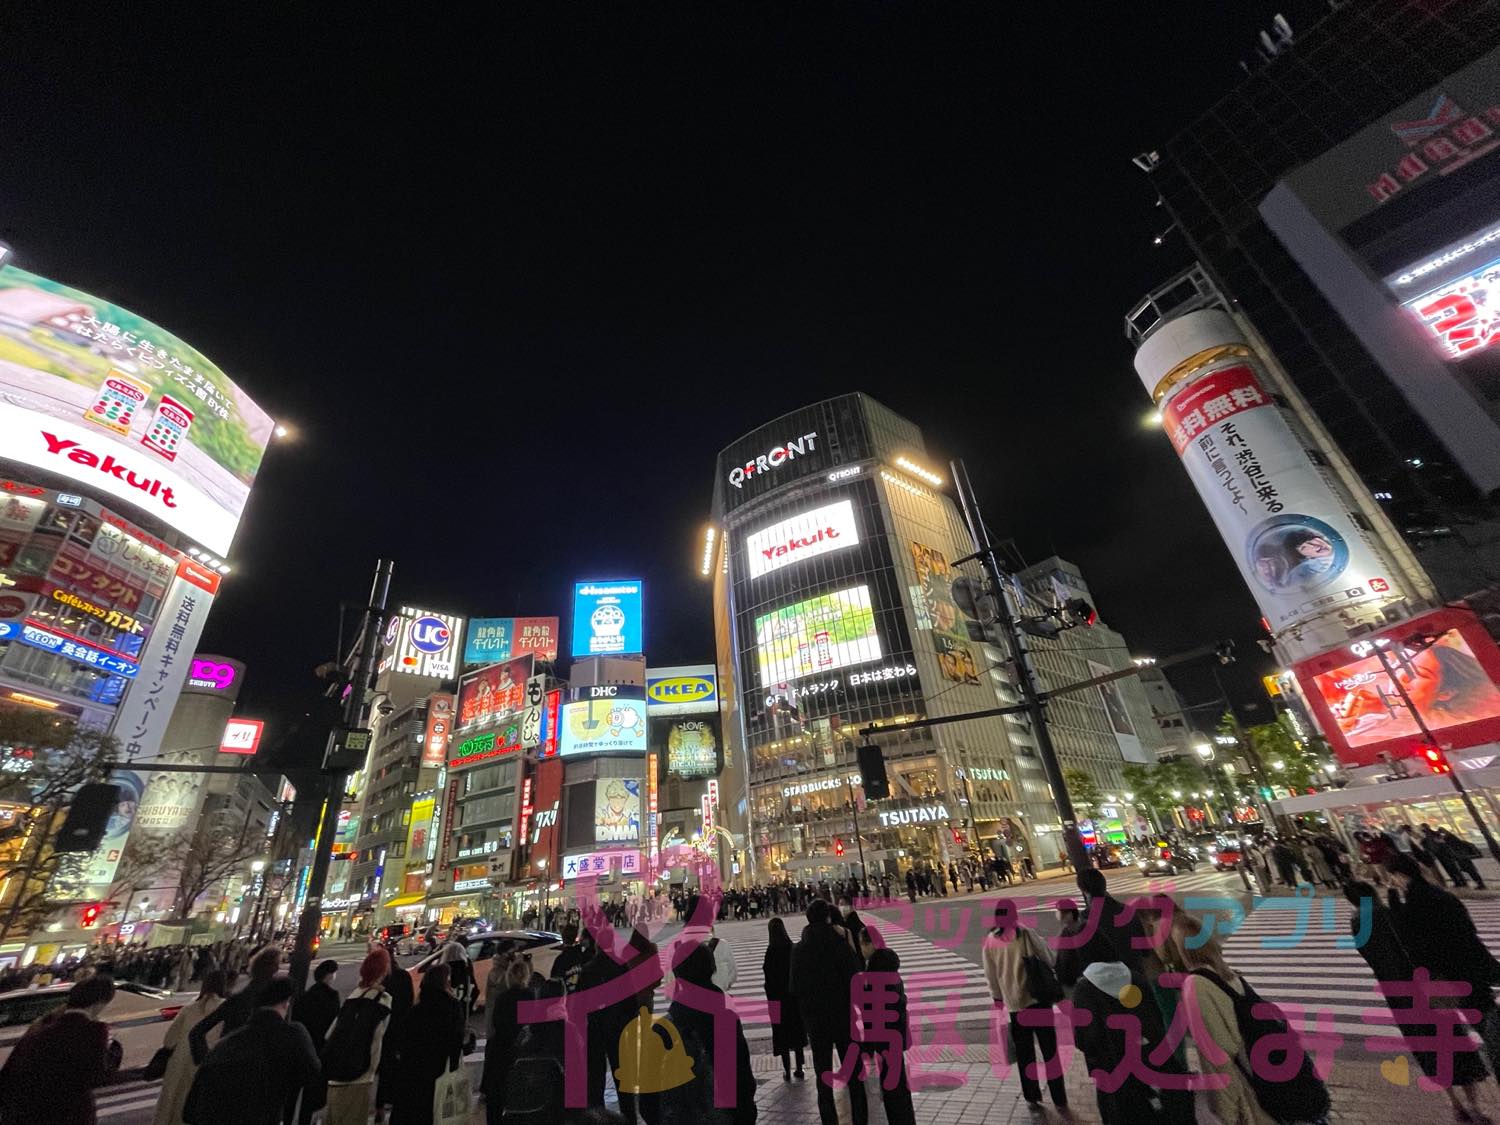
[661,941,757,1125]
[183,977,321,1125]
[389,963,466,1125]
[323,947,394,1125]
[1173,912,1329,1125]
[981,903,1067,1113]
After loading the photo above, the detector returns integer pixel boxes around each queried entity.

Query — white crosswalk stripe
[95,1079,163,1119]
[1217,894,1500,1045]
[713,916,996,1040]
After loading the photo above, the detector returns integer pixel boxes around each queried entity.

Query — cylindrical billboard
[1134,308,1407,639]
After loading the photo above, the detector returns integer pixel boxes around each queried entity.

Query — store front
[1272,762,1500,852]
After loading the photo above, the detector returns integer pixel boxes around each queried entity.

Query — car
[408,929,563,1008]
[1137,842,1197,876]
[0,982,73,1028]
[1208,833,1246,871]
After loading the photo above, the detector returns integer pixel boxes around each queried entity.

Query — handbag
[433,1061,472,1125]
[143,1045,172,1081]
[1020,932,1063,1007]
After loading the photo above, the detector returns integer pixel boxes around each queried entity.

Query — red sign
[518,774,534,844]
[524,758,563,880]
[1294,605,1500,767]
[1161,365,1269,455]
[456,655,533,732]
[422,693,454,767]
[511,617,560,661]
[540,688,562,758]
[1368,99,1500,205]
[219,718,264,755]
[176,557,222,596]
[50,549,150,612]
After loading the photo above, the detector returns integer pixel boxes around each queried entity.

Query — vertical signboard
[48,769,147,902]
[422,693,454,767]
[645,751,659,877]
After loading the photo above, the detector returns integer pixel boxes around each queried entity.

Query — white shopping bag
[433,1062,472,1125]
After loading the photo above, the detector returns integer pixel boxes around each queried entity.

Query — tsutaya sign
[877,803,951,827]
[727,432,818,490]
[745,498,859,579]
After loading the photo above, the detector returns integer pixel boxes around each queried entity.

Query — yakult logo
[746,498,859,579]
[40,432,178,508]
[727,432,818,489]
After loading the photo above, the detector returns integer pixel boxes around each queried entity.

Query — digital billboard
[645,664,717,714]
[0,266,273,554]
[558,697,647,757]
[571,580,643,657]
[595,778,642,843]
[463,616,559,665]
[456,655,533,733]
[745,499,859,579]
[1294,606,1500,767]
[650,713,721,780]
[909,542,978,684]
[753,585,883,685]
[381,607,465,679]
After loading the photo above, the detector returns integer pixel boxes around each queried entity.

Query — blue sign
[409,615,452,653]
[571,580,644,657]
[465,618,512,665]
[17,624,140,678]
[0,622,17,642]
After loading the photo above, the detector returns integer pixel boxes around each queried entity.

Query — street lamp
[1271,760,1285,771]
[1194,743,1214,761]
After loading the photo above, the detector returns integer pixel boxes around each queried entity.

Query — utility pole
[1374,647,1500,863]
[950,460,1091,876]
[291,559,393,987]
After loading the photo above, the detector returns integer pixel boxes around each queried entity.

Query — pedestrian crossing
[1220,894,1500,1044]
[94,1077,165,1119]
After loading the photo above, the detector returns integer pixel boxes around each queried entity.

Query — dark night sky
[3,3,1331,739]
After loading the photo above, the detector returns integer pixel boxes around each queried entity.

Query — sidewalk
[740,1045,1488,1124]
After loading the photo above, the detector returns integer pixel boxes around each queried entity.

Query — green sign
[453,731,497,760]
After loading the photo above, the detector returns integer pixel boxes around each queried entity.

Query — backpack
[321,990,390,1082]
[1191,968,1329,1123]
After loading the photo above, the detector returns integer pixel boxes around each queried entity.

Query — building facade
[713,394,1085,877]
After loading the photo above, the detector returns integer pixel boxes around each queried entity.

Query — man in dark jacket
[1076,869,1146,978]
[184,977,320,1125]
[578,927,662,1124]
[550,923,590,989]
[287,959,340,1125]
[0,974,116,1124]
[789,899,866,1125]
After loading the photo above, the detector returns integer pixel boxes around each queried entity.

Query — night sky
[4,4,1330,743]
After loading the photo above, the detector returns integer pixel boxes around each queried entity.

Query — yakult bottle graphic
[141,394,194,460]
[84,370,151,436]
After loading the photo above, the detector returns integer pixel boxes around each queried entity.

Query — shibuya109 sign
[0,266,273,555]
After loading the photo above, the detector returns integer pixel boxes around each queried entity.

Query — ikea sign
[645,665,718,715]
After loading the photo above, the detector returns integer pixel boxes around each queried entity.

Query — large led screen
[1295,606,1500,767]
[595,778,642,843]
[571,580,644,657]
[754,585,882,685]
[745,499,860,579]
[0,266,273,554]
[558,697,648,757]
[455,654,534,732]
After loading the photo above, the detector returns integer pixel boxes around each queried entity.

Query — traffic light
[856,742,890,800]
[80,904,101,928]
[1424,747,1451,774]
[1259,786,1274,800]
[834,838,844,857]
[1064,598,1097,627]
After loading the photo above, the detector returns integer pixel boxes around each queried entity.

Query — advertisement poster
[422,693,454,766]
[456,655,533,733]
[1161,362,1398,634]
[595,778,641,843]
[909,542,979,684]
[48,769,146,902]
[645,665,718,714]
[404,797,435,867]
[381,607,465,679]
[754,585,883,685]
[0,266,274,554]
[1087,659,1147,763]
[559,697,647,756]
[651,714,721,779]
[1296,606,1500,766]
[745,499,860,579]
[571,580,643,657]
[463,616,559,665]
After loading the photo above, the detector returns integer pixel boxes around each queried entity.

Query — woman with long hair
[152,970,228,1125]
[481,957,535,1124]
[762,916,806,1080]
[389,963,467,1125]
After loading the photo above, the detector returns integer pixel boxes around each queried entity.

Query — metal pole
[844,775,867,886]
[292,559,393,986]
[1374,648,1500,863]
[950,459,1090,876]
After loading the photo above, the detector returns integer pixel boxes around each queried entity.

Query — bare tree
[154,809,265,923]
[0,711,119,943]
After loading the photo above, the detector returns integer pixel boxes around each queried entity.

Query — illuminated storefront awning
[382,892,427,909]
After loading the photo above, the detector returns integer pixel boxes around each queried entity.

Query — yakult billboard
[745,499,859,579]
[0,266,273,554]
[1134,309,1406,638]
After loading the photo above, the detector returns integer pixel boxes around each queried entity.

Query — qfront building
[709,394,1161,879]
